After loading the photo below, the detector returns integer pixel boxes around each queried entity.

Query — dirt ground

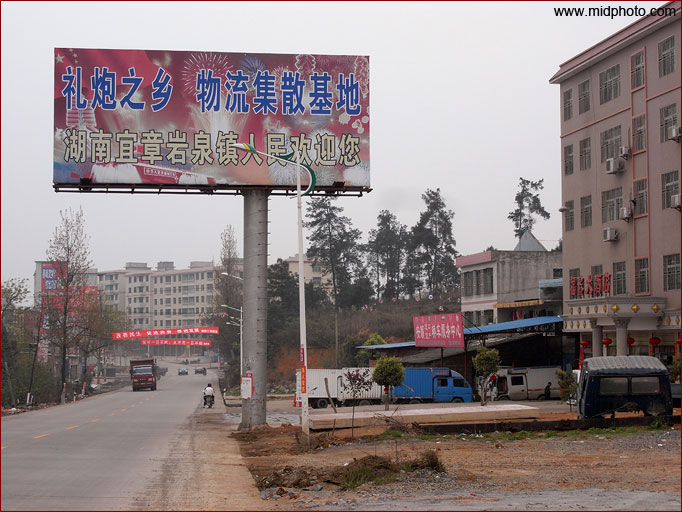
[231,407,681,511]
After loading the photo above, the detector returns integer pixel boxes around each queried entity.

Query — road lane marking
[90,418,100,423]
[67,425,80,430]
[34,434,50,439]
[107,413,115,416]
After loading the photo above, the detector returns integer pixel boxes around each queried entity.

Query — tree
[340,368,374,438]
[507,177,551,238]
[366,211,406,300]
[43,208,93,398]
[472,346,500,405]
[668,356,680,383]
[406,189,459,295]
[372,357,405,410]
[555,368,578,411]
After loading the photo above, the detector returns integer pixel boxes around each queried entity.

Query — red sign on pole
[413,313,464,347]
[300,366,307,394]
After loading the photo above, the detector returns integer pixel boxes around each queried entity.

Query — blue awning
[356,316,562,349]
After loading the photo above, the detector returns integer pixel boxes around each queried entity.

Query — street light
[230,142,311,442]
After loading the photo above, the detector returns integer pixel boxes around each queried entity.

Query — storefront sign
[413,313,464,347]
[569,274,611,299]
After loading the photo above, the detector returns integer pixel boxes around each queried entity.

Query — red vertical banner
[300,366,307,394]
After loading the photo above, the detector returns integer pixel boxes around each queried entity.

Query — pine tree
[507,178,551,238]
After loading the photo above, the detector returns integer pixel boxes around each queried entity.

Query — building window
[483,310,494,325]
[601,187,622,223]
[312,277,322,286]
[563,89,573,121]
[600,125,622,162]
[580,195,592,228]
[591,265,603,277]
[633,179,647,215]
[553,268,563,279]
[664,254,681,291]
[634,258,649,294]
[662,170,679,208]
[631,51,645,89]
[578,80,590,114]
[482,268,493,295]
[579,138,591,171]
[564,145,574,175]
[613,261,627,295]
[463,272,473,297]
[660,104,678,142]
[312,264,321,273]
[474,270,482,296]
[599,64,620,104]
[632,115,646,152]
[564,200,574,231]
[658,35,675,77]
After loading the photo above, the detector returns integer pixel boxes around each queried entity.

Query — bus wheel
[358,400,371,406]
[316,399,328,409]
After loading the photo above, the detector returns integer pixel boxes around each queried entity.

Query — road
[1,361,217,511]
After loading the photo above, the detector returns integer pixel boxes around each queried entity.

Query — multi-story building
[550,3,681,363]
[456,233,563,327]
[284,254,332,288]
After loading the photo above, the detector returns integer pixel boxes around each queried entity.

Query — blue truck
[393,367,473,403]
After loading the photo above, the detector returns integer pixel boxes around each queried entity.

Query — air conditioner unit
[602,227,619,242]
[619,206,632,221]
[618,146,631,159]
[605,157,625,174]
[671,193,681,210]
[668,125,681,142]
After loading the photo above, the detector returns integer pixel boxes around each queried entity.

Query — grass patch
[379,429,404,439]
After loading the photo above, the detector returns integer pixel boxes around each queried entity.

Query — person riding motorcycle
[203,383,215,408]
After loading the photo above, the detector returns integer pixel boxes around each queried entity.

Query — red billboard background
[413,313,464,347]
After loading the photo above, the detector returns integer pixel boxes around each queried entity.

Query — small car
[178,367,188,375]
[194,367,206,375]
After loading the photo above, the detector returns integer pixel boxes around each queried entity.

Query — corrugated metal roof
[583,356,668,375]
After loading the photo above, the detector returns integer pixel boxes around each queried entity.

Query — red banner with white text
[112,327,219,340]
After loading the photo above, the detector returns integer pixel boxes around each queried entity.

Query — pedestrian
[544,381,552,400]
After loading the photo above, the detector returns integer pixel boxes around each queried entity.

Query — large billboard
[54,48,370,195]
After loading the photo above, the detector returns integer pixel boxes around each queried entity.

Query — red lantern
[602,338,613,346]
[626,337,635,346]
[580,340,591,347]
[579,340,590,368]
[649,336,661,356]
[676,337,682,346]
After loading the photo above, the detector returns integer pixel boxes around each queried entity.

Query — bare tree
[43,208,93,397]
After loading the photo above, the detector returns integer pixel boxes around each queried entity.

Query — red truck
[129,359,158,391]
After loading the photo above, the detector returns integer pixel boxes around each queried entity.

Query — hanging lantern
[580,340,591,348]
[676,337,681,345]
[579,340,590,368]
[649,337,661,346]
[602,338,613,346]
[626,337,635,346]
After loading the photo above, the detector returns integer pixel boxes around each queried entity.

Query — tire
[452,397,464,403]
[152,385,157,391]
[409,399,421,405]
[358,399,372,406]
[315,399,328,409]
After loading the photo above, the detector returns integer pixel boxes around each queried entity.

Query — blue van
[577,356,673,419]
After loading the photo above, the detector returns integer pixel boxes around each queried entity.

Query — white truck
[294,367,383,408]
[488,366,560,401]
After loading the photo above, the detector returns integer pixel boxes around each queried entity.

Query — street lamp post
[231,143,310,442]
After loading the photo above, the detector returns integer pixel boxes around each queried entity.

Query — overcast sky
[1,1,651,298]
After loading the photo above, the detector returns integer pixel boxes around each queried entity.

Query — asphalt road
[1,361,218,511]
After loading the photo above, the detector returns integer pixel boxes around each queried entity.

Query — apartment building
[284,254,332,288]
[456,235,563,327]
[550,2,681,362]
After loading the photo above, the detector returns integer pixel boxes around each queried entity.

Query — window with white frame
[563,89,573,121]
[602,187,623,223]
[600,125,622,162]
[564,144,574,175]
[578,80,591,114]
[631,51,645,89]
[564,200,574,231]
[580,195,592,227]
[635,258,649,294]
[599,64,620,104]
[579,138,591,170]
[633,179,647,215]
[660,104,678,142]
[661,170,679,208]
[632,115,646,152]
[482,268,493,295]
[663,254,681,291]
[658,35,675,77]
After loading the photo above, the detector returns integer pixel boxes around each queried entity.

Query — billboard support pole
[239,189,269,430]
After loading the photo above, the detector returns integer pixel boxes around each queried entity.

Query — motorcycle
[203,394,214,408]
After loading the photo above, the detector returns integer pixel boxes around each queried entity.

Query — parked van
[577,356,673,419]
[490,366,560,400]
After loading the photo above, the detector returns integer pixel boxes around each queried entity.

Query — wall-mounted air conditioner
[668,126,681,142]
[618,207,632,221]
[618,146,631,159]
[671,193,681,211]
[605,158,625,174]
[602,227,619,242]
